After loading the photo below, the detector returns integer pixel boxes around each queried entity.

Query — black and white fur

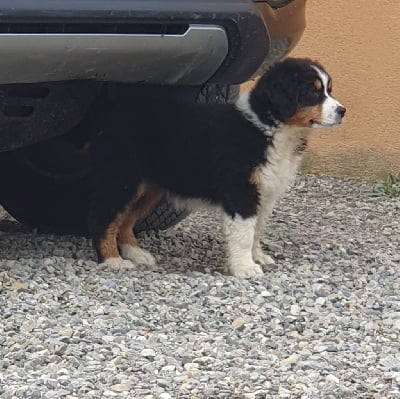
[88,57,346,278]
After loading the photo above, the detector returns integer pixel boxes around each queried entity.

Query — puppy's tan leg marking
[99,212,124,260]
[99,211,134,270]
[118,185,162,268]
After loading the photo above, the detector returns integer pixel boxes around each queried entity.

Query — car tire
[0,83,239,235]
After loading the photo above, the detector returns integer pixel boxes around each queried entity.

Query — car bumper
[0,0,306,85]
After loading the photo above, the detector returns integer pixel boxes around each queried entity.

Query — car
[0,0,306,235]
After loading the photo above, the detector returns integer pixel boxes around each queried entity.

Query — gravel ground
[0,174,400,399]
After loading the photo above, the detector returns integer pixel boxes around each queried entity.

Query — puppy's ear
[250,70,299,124]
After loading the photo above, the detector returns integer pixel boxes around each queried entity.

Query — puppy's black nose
[336,106,346,117]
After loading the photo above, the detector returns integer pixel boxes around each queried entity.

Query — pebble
[231,317,246,331]
[282,354,300,365]
[290,304,300,316]
[326,374,340,384]
[110,383,132,393]
[140,349,156,358]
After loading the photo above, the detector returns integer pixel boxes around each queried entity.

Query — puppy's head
[249,58,346,129]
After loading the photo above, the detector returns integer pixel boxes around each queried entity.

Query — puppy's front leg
[222,214,264,279]
[252,201,276,266]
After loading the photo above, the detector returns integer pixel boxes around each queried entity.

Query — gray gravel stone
[1,175,400,398]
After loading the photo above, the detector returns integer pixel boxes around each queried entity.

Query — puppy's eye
[314,79,322,91]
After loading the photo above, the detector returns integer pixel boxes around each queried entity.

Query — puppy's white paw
[229,260,264,279]
[253,247,275,266]
[119,244,156,266]
[101,257,134,270]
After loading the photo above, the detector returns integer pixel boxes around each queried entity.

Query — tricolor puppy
[89,57,345,278]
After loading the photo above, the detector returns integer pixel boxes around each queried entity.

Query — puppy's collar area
[235,92,280,137]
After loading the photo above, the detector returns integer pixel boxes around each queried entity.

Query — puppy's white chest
[258,131,306,199]
[259,156,300,198]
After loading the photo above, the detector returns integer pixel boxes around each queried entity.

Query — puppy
[88,57,345,278]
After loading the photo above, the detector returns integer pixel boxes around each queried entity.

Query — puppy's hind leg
[89,207,134,270]
[118,185,162,269]
[89,173,141,270]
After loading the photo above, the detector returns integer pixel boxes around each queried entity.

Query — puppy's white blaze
[311,65,344,127]
[223,214,264,278]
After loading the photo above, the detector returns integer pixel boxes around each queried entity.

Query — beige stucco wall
[248,1,400,180]
[294,0,400,180]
